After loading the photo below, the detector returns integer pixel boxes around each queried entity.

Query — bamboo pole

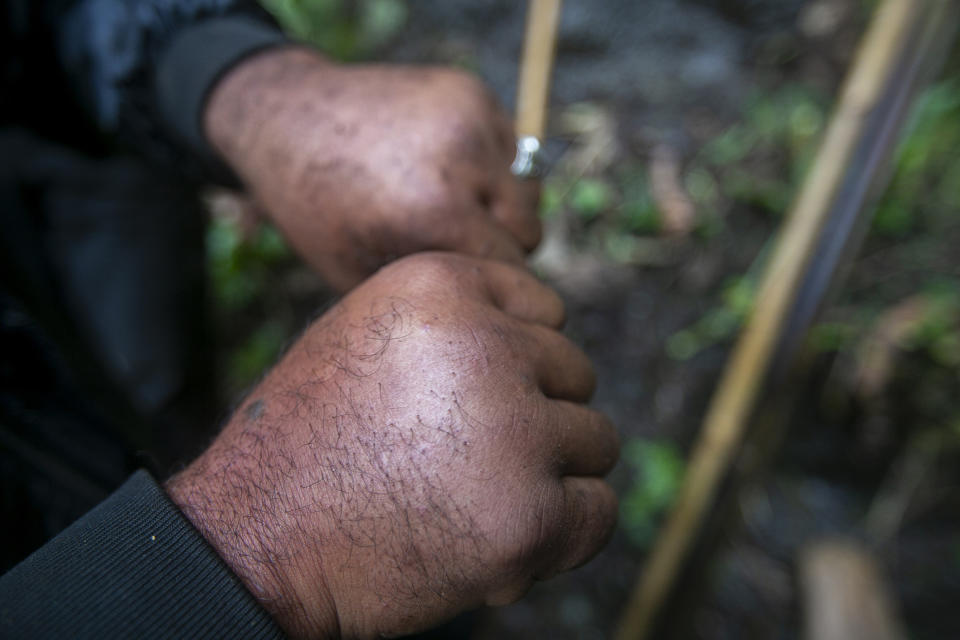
[515,0,563,139]
[613,1,942,638]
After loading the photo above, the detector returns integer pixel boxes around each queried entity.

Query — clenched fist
[166,253,618,638]
[205,48,541,291]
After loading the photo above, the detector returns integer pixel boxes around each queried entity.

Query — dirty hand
[204,48,541,292]
[166,253,618,639]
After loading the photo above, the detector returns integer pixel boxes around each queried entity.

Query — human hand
[204,48,541,292]
[166,253,618,638]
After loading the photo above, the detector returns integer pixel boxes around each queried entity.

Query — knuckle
[565,481,619,569]
[542,288,566,328]
[382,252,464,288]
[491,483,566,571]
[597,415,622,471]
[395,179,456,218]
[429,71,503,151]
[595,483,620,538]
[524,217,544,251]
[437,68,489,100]
[374,253,492,310]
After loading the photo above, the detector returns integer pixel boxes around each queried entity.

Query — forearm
[202,47,336,185]
[165,428,341,640]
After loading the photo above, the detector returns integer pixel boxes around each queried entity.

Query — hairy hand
[166,253,618,639]
[205,48,541,292]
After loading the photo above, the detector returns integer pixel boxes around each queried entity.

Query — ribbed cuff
[0,470,285,638]
[155,16,289,168]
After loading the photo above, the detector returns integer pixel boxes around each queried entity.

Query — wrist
[155,17,289,172]
[165,453,340,639]
[203,47,336,180]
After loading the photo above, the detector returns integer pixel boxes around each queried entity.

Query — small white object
[511,135,543,178]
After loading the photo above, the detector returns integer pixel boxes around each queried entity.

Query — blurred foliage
[874,78,960,236]
[207,216,291,312]
[620,439,686,549]
[687,75,960,240]
[695,85,827,219]
[619,172,661,234]
[803,75,960,368]
[259,0,407,59]
[666,71,960,361]
[207,215,295,393]
[226,319,290,392]
[570,178,616,221]
[538,87,832,263]
[667,275,757,361]
[539,166,662,265]
[903,283,960,368]
[540,79,957,361]
[806,320,859,353]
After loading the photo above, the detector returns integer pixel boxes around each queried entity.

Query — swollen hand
[205,48,541,292]
[166,253,618,639]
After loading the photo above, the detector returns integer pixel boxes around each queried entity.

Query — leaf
[228,320,290,392]
[569,178,614,220]
[360,0,408,50]
[621,439,685,548]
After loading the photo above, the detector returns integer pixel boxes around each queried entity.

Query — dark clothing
[2,0,284,167]
[0,136,209,568]
[1,0,290,633]
[0,470,286,638]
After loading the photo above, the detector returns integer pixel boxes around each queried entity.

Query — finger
[434,206,527,267]
[440,91,514,190]
[443,97,542,253]
[479,259,565,328]
[485,90,520,165]
[541,477,618,577]
[485,579,534,607]
[527,325,596,401]
[549,400,620,477]
[484,99,543,252]
[491,176,542,252]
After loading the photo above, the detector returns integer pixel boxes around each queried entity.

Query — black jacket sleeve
[153,16,289,161]
[59,0,290,171]
[0,470,286,638]
[5,0,290,176]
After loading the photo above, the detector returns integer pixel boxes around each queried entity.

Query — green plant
[207,216,291,312]
[569,178,616,220]
[806,321,858,353]
[909,283,960,367]
[618,170,660,234]
[694,85,828,219]
[207,214,297,394]
[663,76,960,365]
[667,274,759,361]
[539,177,567,219]
[227,319,290,392]
[259,0,407,60]
[874,78,960,237]
[620,439,686,548]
